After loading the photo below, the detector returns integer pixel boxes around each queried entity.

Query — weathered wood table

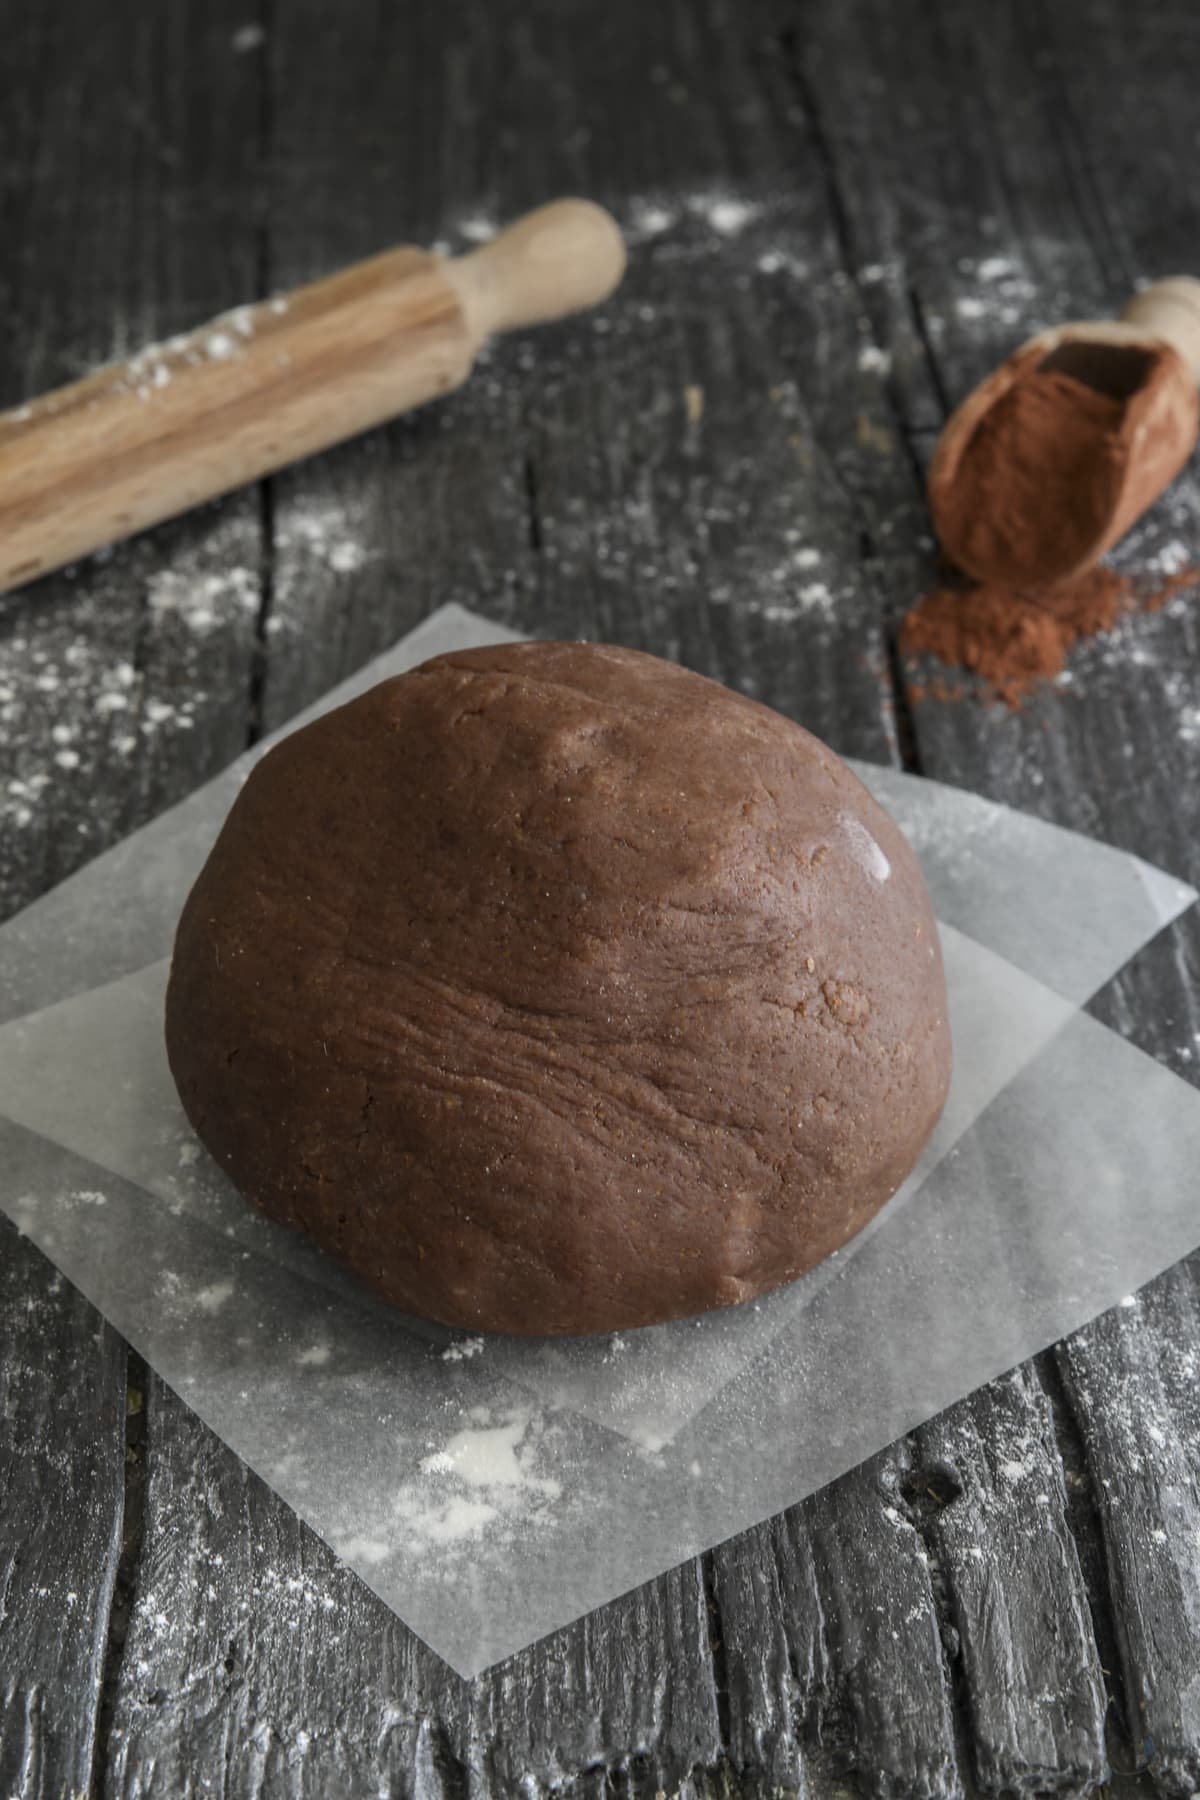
[4,1,1200,1794]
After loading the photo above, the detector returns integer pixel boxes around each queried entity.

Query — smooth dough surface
[166,642,951,1335]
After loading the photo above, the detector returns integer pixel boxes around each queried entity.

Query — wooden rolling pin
[0,199,625,594]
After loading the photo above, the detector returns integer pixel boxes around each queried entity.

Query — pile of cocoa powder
[901,561,1198,711]
[908,345,1199,709]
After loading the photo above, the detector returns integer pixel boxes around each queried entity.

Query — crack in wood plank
[93,1351,150,1795]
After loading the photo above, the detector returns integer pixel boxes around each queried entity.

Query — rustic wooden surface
[3,1,1199,1794]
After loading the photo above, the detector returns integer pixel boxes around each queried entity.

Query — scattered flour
[796,580,835,614]
[857,343,891,374]
[628,197,676,239]
[226,305,257,339]
[441,1336,485,1362]
[756,246,809,279]
[276,499,372,591]
[949,249,1040,330]
[1149,538,1191,577]
[146,562,259,633]
[628,191,761,240]
[456,213,497,245]
[335,1535,391,1566]
[196,1280,234,1313]
[698,195,758,237]
[391,1405,562,1551]
[429,1412,552,1489]
[328,540,366,575]
[205,331,237,361]
[419,1450,455,1474]
[231,22,265,52]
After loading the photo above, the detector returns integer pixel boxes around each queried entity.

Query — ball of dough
[166,642,950,1335]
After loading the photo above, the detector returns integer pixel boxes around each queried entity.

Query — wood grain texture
[0,251,463,594]
[796,10,1200,1794]
[0,201,623,596]
[914,1368,1109,1791]
[0,0,266,919]
[0,2,265,1791]
[3,0,1200,1795]
[0,1219,125,1800]
[102,2,943,1792]
[803,1460,961,1799]
[1058,1271,1200,1799]
[105,1374,722,1799]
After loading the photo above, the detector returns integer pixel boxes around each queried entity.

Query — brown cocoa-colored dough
[166,642,951,1336]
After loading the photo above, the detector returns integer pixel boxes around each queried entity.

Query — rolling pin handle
[1120,278,1200,384]
[442,199,626,345]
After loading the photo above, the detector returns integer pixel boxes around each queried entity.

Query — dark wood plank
[103,0,964,1793]
[105,1374,722,1799]
[800,1462,961,1800]
[707,1528,803,1789]
[706,1462,969,1799]
[914,1367,1109,1791]
[6,0,1200,1793]
[1058,1268,1200,1798]
[795,2,1200,1793]
[257,0,919,755]
[0,1,266,922]
[0,1217,126,1798]
[0,4,266,1792]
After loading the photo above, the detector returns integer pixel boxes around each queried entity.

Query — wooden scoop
[0,198,625,595]
[928,278,1200,589]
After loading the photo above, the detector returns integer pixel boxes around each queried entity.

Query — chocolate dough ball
[166,643,950,1336]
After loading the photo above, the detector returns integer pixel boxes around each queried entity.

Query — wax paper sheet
[0,604,1189,1027]
[1,604,1198,1677]
[0,924,1074,1449]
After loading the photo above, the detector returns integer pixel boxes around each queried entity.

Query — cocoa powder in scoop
[928,340,1190,590]
[936,364,1127,589]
